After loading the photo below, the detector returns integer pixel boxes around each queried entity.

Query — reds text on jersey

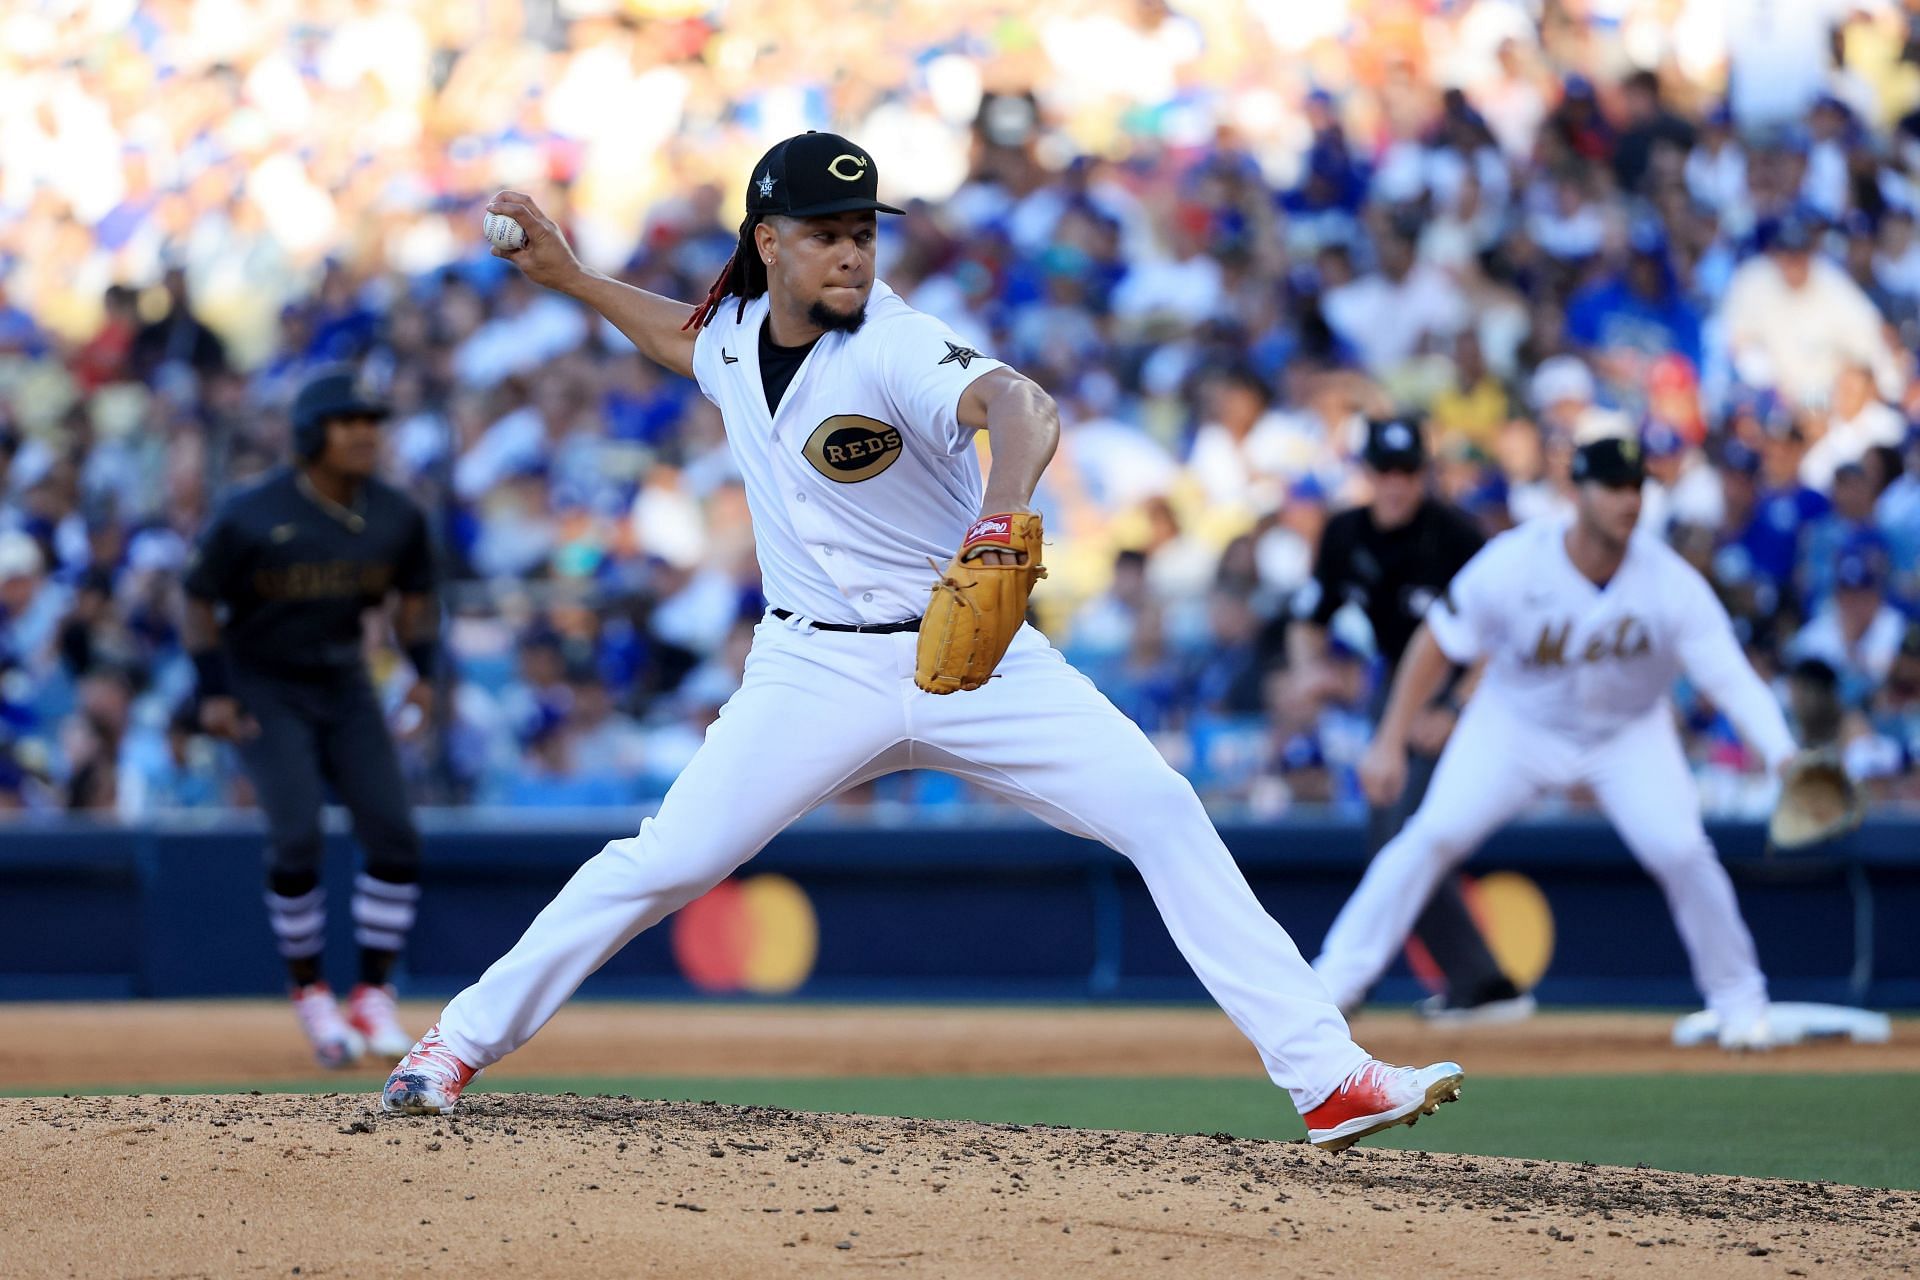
[690,281,1005,624]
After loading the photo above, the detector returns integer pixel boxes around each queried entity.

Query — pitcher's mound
[3,1093,1910,1277]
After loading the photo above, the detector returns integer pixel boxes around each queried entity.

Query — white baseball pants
[438,614,1369,1110]
[1312,693,1768,1022]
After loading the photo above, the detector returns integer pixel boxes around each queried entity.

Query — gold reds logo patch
[803,415,903,482]
[828,153,869,181]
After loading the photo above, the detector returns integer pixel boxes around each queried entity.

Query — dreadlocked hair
[683,214,771,330]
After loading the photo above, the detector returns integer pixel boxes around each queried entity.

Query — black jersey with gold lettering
[184,467,434,672]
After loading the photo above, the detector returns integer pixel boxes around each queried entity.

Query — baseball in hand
[483,211,527,250]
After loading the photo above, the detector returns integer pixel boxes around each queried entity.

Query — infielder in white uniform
[381,132,1464,1152]
[1312,436,1798,1048]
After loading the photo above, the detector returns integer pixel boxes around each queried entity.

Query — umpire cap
[290,367,388,459]
[1361,418,1426,471]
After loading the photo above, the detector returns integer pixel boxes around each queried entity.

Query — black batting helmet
[289,367,388,460]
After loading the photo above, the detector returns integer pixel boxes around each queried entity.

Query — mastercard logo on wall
[1404,870,1554,993]
[670,874,819,994]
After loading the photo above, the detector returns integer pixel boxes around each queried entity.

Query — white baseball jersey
[1315,514,1795,1024]
[431,275,1378,1116]
[1424,517,1796,767]
[689,280,1006,625]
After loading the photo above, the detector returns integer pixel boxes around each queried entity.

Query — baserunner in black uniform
[1289,419,1534,1023]
[182,367,439,1067]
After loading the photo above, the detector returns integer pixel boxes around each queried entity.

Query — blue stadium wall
[1,812,1915,1008]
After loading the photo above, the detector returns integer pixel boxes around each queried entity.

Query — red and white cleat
[291,982,365,1069]
[1304,1059,1465,1153]
[345,983,414,1058]
[381,1024,478,1115]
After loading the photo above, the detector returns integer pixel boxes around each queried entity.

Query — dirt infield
[6,1092,1917,1279]
[5,1006,1916,1278]
[0,1002,1911,1091]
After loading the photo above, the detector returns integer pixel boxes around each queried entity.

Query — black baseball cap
[745,132,906,220]
[1361,418,1426,471]
[1570,435,1646,488]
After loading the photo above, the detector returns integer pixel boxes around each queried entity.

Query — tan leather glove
[1768,748,1867,852]
[915,512,1046,694]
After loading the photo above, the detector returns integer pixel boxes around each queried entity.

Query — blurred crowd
[3,0,1920,819]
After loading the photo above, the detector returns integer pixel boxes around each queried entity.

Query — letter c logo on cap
[829,154,868,181]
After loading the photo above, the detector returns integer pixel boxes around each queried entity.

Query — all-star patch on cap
[745,132,906,220]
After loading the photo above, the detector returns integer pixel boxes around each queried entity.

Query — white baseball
[483,212,527,250]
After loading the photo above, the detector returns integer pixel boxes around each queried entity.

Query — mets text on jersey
[1524,617,1653,667]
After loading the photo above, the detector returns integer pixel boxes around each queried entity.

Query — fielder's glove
[915,511,1046,694]
[1767,748,1867,852]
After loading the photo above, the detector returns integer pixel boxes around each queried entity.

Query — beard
[808,297,868,334]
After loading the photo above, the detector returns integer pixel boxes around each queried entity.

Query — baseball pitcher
[1312,437,1798,1049]
[382,132,1463,1152]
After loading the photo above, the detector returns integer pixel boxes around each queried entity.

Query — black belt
[771,607,920,634]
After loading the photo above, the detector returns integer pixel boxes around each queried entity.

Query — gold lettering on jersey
[1527,616,1652,667]
[1530,622,1571,667]
[1613,616,1652,657]
[803,415,903,483]
[252,561,394,600]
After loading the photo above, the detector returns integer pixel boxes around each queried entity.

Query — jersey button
[822,547,834,556]
[795,492,807,503]
[863,592,874,602]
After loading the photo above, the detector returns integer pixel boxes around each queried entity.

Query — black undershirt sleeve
[1307,516,1350,629]
[1438,506,1486,578]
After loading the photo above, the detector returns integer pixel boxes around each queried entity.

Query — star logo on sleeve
[938,341,980,369]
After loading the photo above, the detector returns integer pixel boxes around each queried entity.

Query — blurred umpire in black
[181,367,437,1067]
[1288,419,1533,1023]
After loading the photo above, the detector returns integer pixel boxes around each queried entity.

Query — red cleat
[290,982,364,1069]
[1303,1059,1464,1152]
[345,983,413,1058]
[381,1024,478,1115]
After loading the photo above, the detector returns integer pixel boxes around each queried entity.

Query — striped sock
[264,886,326,960]
[351,873,420,955]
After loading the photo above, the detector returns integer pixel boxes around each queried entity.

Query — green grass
[14,1073,1915,1190]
